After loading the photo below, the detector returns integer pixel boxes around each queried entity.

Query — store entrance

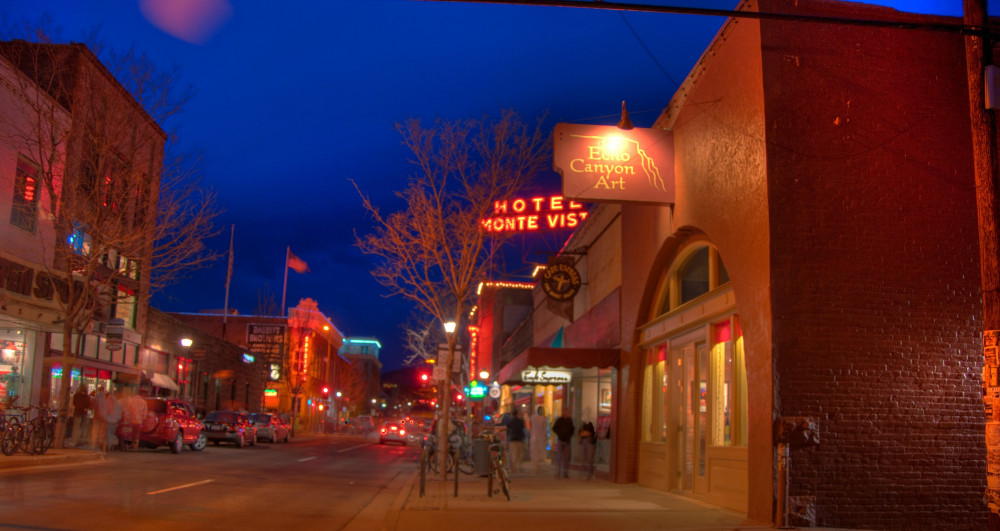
[672,341,708,496]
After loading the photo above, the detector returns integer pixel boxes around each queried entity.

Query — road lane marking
[146,479,214,495]
[298,456,316,462]
[338,443,369,453]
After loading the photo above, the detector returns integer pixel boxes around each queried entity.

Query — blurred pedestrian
[529,406,548,473]
[508,410,526,472]
[71,385,91,448]
[105,387,124,451]
[579,415,597,480]
[552,407,574,479]
[91,384,114,451]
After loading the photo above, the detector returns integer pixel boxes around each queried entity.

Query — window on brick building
[10,155,40,233]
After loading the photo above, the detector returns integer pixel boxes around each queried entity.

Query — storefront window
[641,347,667,442]
[709,316,747,447]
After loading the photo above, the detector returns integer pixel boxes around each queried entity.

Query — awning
[146,372,180,391]
[496,347,619,385]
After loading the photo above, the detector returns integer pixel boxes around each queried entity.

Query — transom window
[655,243,729,317]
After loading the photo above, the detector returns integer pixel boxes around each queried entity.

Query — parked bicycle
[2,405,57,456]
[483,429,510,500]
[423,419,473,475]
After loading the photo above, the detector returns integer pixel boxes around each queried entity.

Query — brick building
[170,298,345,433]
[0,41,164,407]
[624,1,986,528]
[488,1,990,528]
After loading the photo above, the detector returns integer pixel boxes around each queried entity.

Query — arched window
[653,243,730,318]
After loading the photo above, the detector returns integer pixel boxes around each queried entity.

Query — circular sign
[541,262,581,301]
[488,386,501,399]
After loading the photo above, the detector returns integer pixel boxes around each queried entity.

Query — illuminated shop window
[10,155,40,233]
[643,240,747,456]
[641,346,667,442]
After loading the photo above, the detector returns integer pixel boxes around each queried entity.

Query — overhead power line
[418,0,987,36]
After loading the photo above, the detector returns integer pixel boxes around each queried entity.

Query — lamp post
[180,338,193,401]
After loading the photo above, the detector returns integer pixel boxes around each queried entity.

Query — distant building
[338,338,382,416]
[171,298,345,434]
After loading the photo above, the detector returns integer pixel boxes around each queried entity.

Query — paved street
[0,434,419,530]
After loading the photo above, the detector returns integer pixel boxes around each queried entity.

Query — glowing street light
[180,338,193,347]
[443,321,456,334]
[479,370,489,380]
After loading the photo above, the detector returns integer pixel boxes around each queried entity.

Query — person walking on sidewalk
[579,416,597,480]
[71,385,92,448]
[528,406,548,473]
[552,408,574,479]
[508,411,526,472]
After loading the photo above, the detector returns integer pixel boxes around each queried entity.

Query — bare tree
[355,109,550,476]
[401,313,440,366]
[0,36,219,447]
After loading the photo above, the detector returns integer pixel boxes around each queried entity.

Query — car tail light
[380,428,387,434]
[400,430,406,436]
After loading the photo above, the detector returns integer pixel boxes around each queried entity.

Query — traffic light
[321,386,329,398]
[420,373,429,383]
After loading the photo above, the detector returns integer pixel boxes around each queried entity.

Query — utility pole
[965,1,1000,528]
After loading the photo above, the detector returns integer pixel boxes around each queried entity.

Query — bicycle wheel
[491,451,510,500]
[2,422,22,456]
[27,424,43,455]
[38,421,54,454]
[457,453,474,475]
[425,448,439,473]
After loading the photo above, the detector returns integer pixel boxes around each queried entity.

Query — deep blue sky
[2,0,981,371]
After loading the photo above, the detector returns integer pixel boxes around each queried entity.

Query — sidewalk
[0,445,106,472]
[378,463,777,531]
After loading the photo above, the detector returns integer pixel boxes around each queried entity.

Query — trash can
[473,438,490,476]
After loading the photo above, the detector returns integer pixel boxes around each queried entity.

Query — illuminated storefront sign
[247,324,286,359]
[520,368,572,384]
[480,195,588,233]
[242,353,255,364]
[553,123,674,204]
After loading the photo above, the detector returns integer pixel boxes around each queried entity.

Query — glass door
[673,341,709,494]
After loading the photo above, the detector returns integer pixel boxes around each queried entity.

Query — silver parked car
[250,412,290,443]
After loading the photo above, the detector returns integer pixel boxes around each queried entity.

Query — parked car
[250,412,290,443]
[202,410,256,448]
[136,398,206,453]
[378,421,408,445]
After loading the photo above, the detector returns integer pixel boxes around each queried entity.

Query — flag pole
[281,246,290,317]
[223,224,235,329]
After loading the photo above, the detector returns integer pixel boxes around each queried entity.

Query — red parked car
[136,398,206,453]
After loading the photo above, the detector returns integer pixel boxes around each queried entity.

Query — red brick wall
[759,1,985,528]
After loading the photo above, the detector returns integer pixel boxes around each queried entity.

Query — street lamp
[443,321,456,334]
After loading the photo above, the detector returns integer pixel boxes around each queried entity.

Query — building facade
[490,1,989,528]
[0,41,164,410]
[171,298,345,433]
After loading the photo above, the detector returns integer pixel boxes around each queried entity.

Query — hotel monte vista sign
[553,123,674,204]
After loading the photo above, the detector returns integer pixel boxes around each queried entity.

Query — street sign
[488,386,501,399]
[432,365,447,382]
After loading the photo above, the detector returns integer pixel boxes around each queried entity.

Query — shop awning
[146,372,180,391]
[496,347,619,385]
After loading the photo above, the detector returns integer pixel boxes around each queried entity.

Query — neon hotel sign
[481,195,588,233]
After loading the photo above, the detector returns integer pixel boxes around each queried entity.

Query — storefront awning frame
[496,347,619,385]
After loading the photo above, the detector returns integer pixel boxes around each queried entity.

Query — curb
[0,449,106,471]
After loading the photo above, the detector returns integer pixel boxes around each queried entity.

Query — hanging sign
[554,123,674,204]
[541,262,581,301]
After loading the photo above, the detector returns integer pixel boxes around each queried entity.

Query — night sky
[2,0,981,371]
